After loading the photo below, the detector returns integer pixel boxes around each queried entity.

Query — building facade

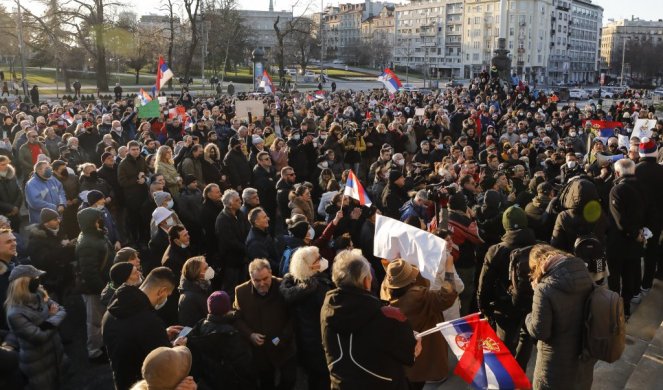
[321,1,388,61]
[567,0,602,83]
[601,18,663,75]
[237,9,293,58]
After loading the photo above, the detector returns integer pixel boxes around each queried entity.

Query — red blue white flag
[156,56,174,93]
[439,313,531,389]
[377,68,403,94]
[260,70,274,94]
[583,120,623,143]
[343,169,372,206]
[138,88,152,106]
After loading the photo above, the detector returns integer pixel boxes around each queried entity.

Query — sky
[4,0,663,24]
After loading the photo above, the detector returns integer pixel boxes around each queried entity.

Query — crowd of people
[0,69,661,390]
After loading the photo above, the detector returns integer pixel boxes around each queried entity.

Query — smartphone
[179,326,193,338]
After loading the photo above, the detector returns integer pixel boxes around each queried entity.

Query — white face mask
[166,200,174,209]
[179,242,189,249]
[47,227,59,235]
[154,296,167,310]
[293,134,300,141]
[396,159,404,167]
[203,267,215,281]
[308,227,316,241]
[318,258,329,273]
[567,161,577,169]
[165,217,176,227]
[569,132,577,137]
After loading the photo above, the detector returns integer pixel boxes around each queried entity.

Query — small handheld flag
[260,70,274,94]
[138,88,152,106]
[377,68,403,94]
[343,169,372,207]
[156,56,174,93]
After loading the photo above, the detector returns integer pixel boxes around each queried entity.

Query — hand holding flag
[343,169,371,206]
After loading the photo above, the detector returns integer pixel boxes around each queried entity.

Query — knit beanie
[388,169,404,183]
[109,262,134,286]
[87,190,104,206]
[141,346,192,390]
[289,220,310,240]
[207,291,231,316]
[502,205,528,231]
[153,191,170,206]
[448,193,468,212]
[183,174,198,187]
[40,208,59,224]
[639,137,658,158]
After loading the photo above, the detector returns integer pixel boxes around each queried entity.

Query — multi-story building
[463,0,554,83]
[361,5,396,67]
[601,18,663,75]
[567,0,602,83]
[237,9,293,59]
[321,1,388,61]
[393,0,464,80]
[548,0,571,83]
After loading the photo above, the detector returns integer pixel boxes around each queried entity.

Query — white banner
[373,215,446,282]
[631,119,655,140]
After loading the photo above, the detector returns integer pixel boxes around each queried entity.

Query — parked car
[332,59,345,65]
[569,89,589,100]
[653,87,663,96]
[399,83,419,92]
[445,80,464,88]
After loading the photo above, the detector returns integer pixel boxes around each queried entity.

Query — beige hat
[383,259,419,289]
[141,346,192,390]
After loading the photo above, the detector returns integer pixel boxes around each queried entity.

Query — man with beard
[17,128,49,174]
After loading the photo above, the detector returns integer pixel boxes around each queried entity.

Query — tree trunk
[167,8,175,90]
[94,3,109,92]
[63,67,71,92]
[135,70,140,84]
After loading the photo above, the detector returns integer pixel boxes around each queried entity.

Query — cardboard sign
[158,96,168,104]
[235,100,264,121]
[631,119,655,140]
[415,108,426,117]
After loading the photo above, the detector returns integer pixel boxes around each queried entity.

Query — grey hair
[248,258,271,276]
[241,187,258,203]
[614,158,635,176]
[332,249,371,289]
[289,246,320,282]
[34,160,49,172]
[221,189,239,208]
[67,137,78,146]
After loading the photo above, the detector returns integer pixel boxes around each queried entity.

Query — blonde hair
[289,246,320,282]
[155,145,174,167]
[528,244,568,283]
[181,256,206,282]
[4,277,45,309]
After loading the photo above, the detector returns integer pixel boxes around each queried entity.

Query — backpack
[582,283,626,363]
[508,245,536,314]
[573,234,606,275]
[278,246,296,277]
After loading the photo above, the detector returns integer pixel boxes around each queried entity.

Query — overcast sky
[5,0,663,25]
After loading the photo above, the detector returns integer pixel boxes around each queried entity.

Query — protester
[130,346,196,390]
[178,256,213,327]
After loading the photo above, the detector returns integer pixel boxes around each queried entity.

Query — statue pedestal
[491,38,512,87]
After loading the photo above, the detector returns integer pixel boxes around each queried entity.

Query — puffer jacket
[525,256,595,390]
[321,286,416,390]
[550,178,609,252]
[178,278,210,327]
[280,272,334,377]
[525,194,553,241]
[75,208,113,295]
[288,196,315,225]
[7,292,67,390]
[26,224,75,296]
[25,173,66,224]
[0,165,22,215]
[187,313,255,390]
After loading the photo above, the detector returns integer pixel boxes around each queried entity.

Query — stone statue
[491,38,512,87]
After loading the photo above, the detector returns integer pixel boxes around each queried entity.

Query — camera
[426,181,458,202]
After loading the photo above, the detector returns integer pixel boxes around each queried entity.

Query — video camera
[425,181,458,202]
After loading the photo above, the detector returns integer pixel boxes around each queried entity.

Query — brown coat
[289,196,315,225]
[233,277,296,371]
[381,277,457,382]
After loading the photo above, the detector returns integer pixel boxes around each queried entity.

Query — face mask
[319,258,329,273]
[293,134,300,141]
[396,159,404,167]
[89,171,98,180]
[28,278,40,293]
[166,200,174,209]
[179,242,189,249]
[113,126,122,132]
[320,134,327,140]
[308,227,316,240]
[43,168,53,178]
[154,296,167,311]
[567,161,577,169]
[578,130,584,135]
[0,170,7,178]
[204,267,215,281]
[520,137,528,144]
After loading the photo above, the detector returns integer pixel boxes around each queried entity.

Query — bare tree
[181,0,201,81]
[161,0,176,90]
[289,17,319,73]
[273,0,314,77]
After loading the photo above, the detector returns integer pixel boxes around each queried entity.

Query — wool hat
[9,264,46,283]
[502,205,528,231]
[87,190,104,206]
[183,174,197,186]
[152,207,173,225]
[383,259,419,289]
[388,169,404,183]
[448,192,468,211]
[114,247,138,264]
[40,208,59,224]
[141,346,192,390]
[229,137,241,148]
[207,290,231,316]
[153,191,171,206]
[289,220,310,240]
[109,262,134,286]
[639,137,658,158]
[101,152,113,163]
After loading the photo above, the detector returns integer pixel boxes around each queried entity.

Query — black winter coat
[117,154,148,203]
[381,183,408,220]
[634,157,663,230]
[26,224,75,295]
[321,286,416,390]
[215,209,250,268]
[161,244,192,280]
[609,174,644,238]
[0,165,22,215]
[252,165,277,217]
[223,148,252,189]
[187,314,255,390]
[276,179,294,220]
[246,227,279,268]
[200,200,223,266]
[178,279,210,327]
[75,208,113,294]
[102,285,171,390]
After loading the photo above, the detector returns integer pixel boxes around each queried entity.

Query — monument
[252,47,265,92]
[491,37,512,88]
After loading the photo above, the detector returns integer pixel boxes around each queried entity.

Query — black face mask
[28,278,40,293]
[89,171,98,180]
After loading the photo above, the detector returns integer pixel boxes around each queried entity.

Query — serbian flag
[260,70,274,94]
[377,68,402,94]
[59,111,74,124]
[138,88,152,106]
[583,120,623,144]
[343,169,371,207]
[438,314,531,389]
[156,56,174,93]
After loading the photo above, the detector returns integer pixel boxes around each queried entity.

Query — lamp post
[15,0,29,101]
[619,37,627,87]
